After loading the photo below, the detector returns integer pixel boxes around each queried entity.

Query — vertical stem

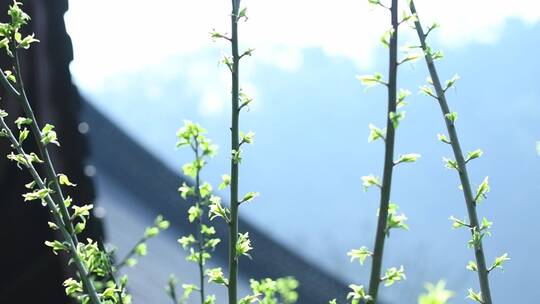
[367,0,398,302]
[409,2,492,303]
[228,1,241,303]
[194,143,206,304]
[12,47,78,241]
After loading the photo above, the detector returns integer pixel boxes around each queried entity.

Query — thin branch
[367,0,399,302]
[10,44,78,241]
[409,1,493,303]
[228,0,241,303]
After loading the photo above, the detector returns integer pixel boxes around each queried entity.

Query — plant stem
[409,1,493,303]
[116,235,149,270]
[0,116,102,304]
[194,142,206,304]
[0,45,78,242]
[228,0,241,303]
[367,0,398,302]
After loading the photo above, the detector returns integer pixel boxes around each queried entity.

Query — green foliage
[357,73,386,88]
[347,284,371,304]
[443,74,460,92]
[347,247,372,265]
[384,203,409,235]
[465,149,483,163]
[236,232,253,259]
[361,174,381,191]
[173,120,220,304]
[444,112,458,124]
[382,265,406,286]
[389,111,405,129]
[208,195,231,222]
[466,289,483,303]
[206,268,229,286]
[418,281,454,304]
[488,253,510,272]
[474,177,490,204]
[240,277,299,304]
[368,124,386,142]
[395,153,421,165]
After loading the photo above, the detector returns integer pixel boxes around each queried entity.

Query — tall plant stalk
[345,1,419,303]
[11,44,78,241]
[174,121,220,304]
[367,0,399,301]
[228,0,241,303]
[195,166,206,303]
[409,1,504,303]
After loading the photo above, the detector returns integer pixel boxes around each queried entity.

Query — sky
[65,0,540,116]
[65,1,540,303]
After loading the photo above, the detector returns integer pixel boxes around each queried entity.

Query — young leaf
[240,131,255,145]
[444,74,460,91]
[240,191,259,204]
[219,174,231,190]
[465,149,483,163]
[368,123,386,142]
[380,28,395,48]
[178,234,196,249]
[178,183,194,199]
[238,7,248,21]
[206,268,228,285]
[449,216,470,229]
[357,73,386,88]
[41,124,60,146]
[399,53,421,65]
[236,232,253,259]
[466,261,478,272]
[474,177,490,204]
[395,153,421,165]
[347,284,372,304]
[347,247,372,265]
[23,188,52,202]
[437,133,451,144]
[58,173,77,187]
[418,281,454,304]
[188,205,202,223]
[389,111,405,129]
[199,182,213,199]
[396,89,411,108]
[479,217,492,231]
[385,203,409,235]
[361,175,381,191]
[443,157,459,171]
[444,112,458,124]
[489,253,510,272]
[209,195,230,222]
[14,117,32,129]
[45,240,69,255]
[420,85,437,99]
[466,289,483,303]
[382,265,406,286]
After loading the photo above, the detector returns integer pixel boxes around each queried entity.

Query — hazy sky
[66,0,540,115]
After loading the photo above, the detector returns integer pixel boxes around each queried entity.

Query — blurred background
[1,0,539,303]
